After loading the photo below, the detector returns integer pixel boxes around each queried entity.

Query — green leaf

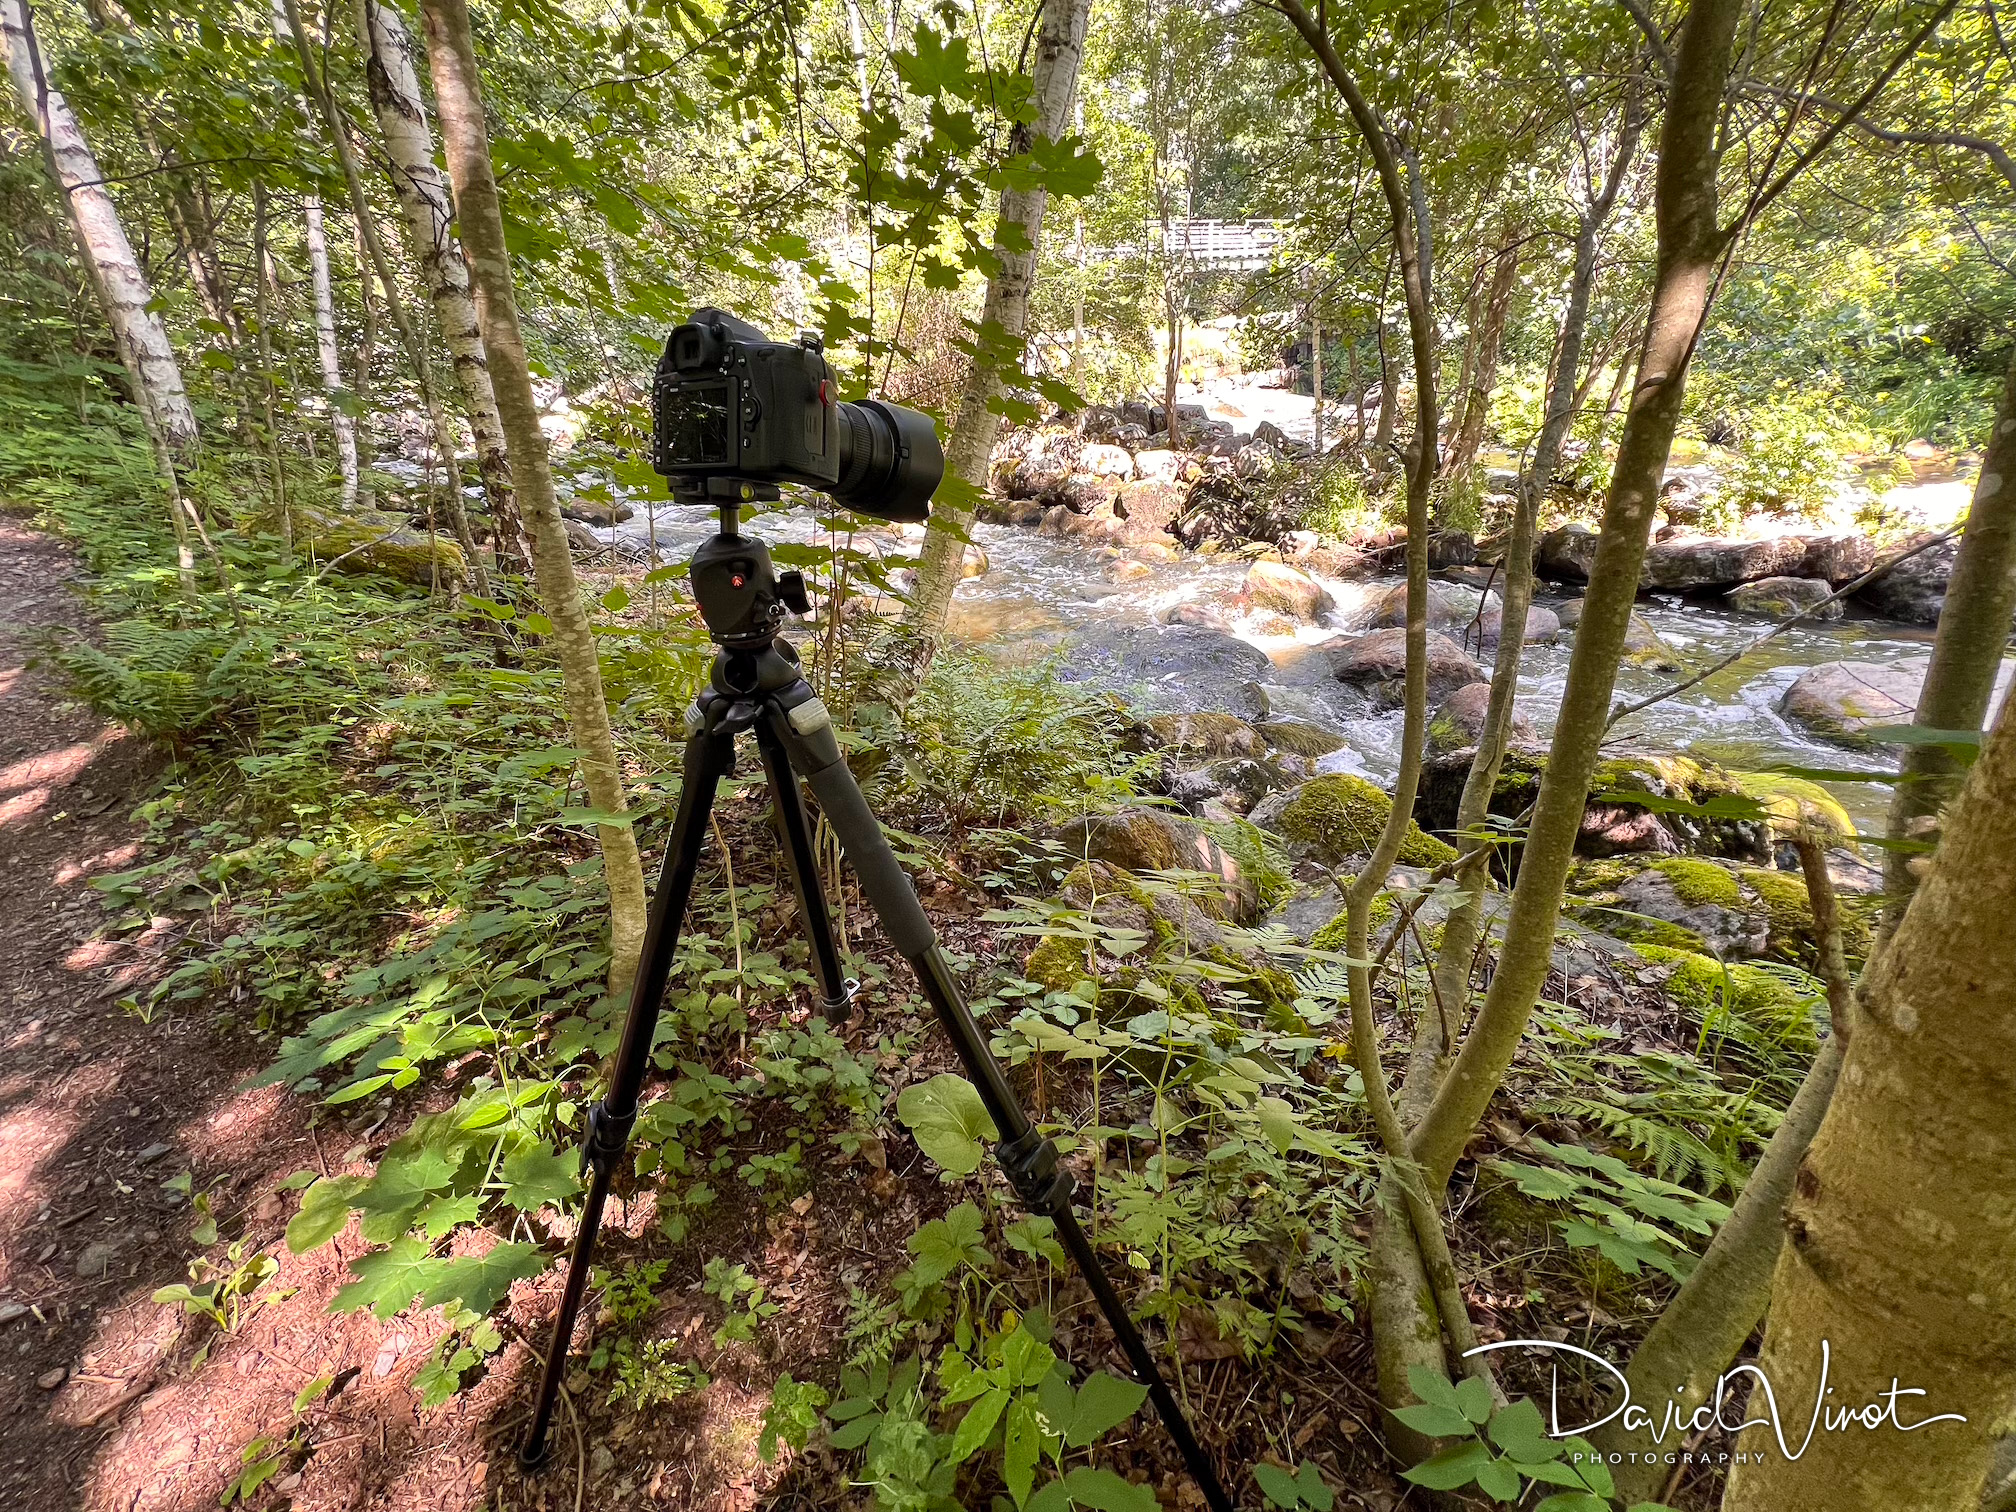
[1390,1402,1474,1439]
[424,1243,548,1315]
[1406,1366,1465,1415]
[501,1143,578,1211]
[828,1413,878,1450]
[1065,1372,1148,1448]
[1474,1455,1524,1502]
[285,1175,365,1253]
[1487,1398,1560,1462]
[1060,1466,1158,1512]
[1401,1440,1494,1491]
[1252,1463,1303,1509]
[1003,1397,1043,1506]
[331,1237,434,1319]
[895,1073,998,1176]
[1531,1496,1610,1512]
[1453,1375,1494,1424]
[906,1200,992,1285]
[1293,1461,1334,1512]
[950,1385,1009,1463]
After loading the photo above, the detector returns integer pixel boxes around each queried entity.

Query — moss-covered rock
[1736,864,1875,967]
[1024,933,1097,992]
[1142,711,1266,760]
[1633,944,1821,1052]
[1051,807,1259,922]
[1730,771,1855,844]
[1648,856,1744,907]
[1256,719,1347,759]
[291,503,467,586]
[1267,773,1459,868]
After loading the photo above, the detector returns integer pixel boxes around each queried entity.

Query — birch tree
[415,0,650,997]
[903,0,1093,656]
[303,192,363,506]
[353,0,530,571]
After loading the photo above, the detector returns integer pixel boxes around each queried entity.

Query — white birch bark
[303,193,362,505]
[904,0,1093,651]
[2,0,197,458]
[353,0,529,571]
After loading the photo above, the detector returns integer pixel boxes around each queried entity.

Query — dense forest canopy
[3,0,2015,1509]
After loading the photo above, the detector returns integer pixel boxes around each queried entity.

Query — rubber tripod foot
[518,1435,554,1473]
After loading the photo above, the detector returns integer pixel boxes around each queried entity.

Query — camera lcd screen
[661,381,732,466]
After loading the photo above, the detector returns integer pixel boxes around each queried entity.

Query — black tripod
[518,500,1235,1512]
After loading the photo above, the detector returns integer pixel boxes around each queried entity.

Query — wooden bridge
[1106,218,1287,271]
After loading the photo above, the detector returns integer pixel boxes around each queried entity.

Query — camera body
[650,308,941,522]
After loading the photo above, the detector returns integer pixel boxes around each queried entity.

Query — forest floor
[0,518,1431,1512]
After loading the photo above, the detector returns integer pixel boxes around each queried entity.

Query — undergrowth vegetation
[1,369,1826,1510]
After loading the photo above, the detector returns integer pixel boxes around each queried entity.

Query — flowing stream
[608,499,1951,829]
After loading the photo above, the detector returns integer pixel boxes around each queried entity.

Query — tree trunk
[251,184,293,560]
[1880,344,2016,931]
[354,0,529,572]
[1427,86,1643,1031]
[2,0,197,461]
[417,0,649,998]
[1310,305,1324,453]
[903,0,1091,657]
[1722,695,2016,1508]
[1443,230,1520,479]
[304,193,362,506]
[1409,0,1744,1191]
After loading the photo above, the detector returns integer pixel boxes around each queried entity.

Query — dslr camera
[650,308,943,522]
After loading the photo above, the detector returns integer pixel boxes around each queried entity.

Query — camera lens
[833,399,943,522]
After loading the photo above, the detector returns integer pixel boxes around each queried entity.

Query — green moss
[1731,771,1855,843]
[1307,892,1397,952]
[1025,933,1095,992]
[1566,857,1649,896]
[1648,857,1743,907]
[1633,944,1820,1051]
[1143,712,1262,759]
[1579,908,1707,950]
[1738,866,1874,966]
[1588,753,1707,804]
[1276,774,1459,868]
[1257,719,1347,758]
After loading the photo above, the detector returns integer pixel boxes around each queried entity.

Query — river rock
[1050,809,1258,921]
[1327,628,1485,707]
[1112,480,1185,543]
[961,543,990,579]
[562,518,602,553]
[1133,448,1184,483]
[1613,864,1770,958]
[1059,623,1272,720]
[1008,454,1070,500]
[1243,560,1333,621]
[1159,602,1234,631]
[1853,531,1958,624]
[1778,657,2016,744]
[1641,533,1808,589]
[1624,613,1679,670]
[1472,602,1562,649]
[1726,575,1840,620]
[1795,532,1876,582]
[1078,443,1135,480]
[1258,719,1348,758]
[1428,529,1478,568]
[1556,596,1584,629]
[1289,540,1377,579]
[1428,682,1533,754]
[1251,772,1459,868]
[1537,523,1602,581]
[1142,711,1266,760]
[1358,579,1497,633]
[1106,557,1153,582]
[1169,756,1297,816]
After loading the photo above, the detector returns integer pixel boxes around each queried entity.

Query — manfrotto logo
[1465,1339,1967,1464]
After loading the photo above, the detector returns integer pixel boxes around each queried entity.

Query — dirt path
[0,523,521,1512]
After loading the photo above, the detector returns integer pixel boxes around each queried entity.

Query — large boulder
[1472,602,1562,650]
[1726,575,1841,620]
[1623,612,1679,670]
[1252,772,1459,869]
[1780,657,2014,744]
[1133,448,1184,483]
[1428,682,1534,755]
[1050,809,1258,922]
[295,504,465,585]
[1168,756,1297,817]
[1640,533,1807,590]
[1058,623,1273,720]
[1112,480,1186,543]
[1327,628,1485,707]
[1537,523,1602,581]
[1854,531,1958,624]
[1007,454,1070,501]
[561,496,635,526]
[1141,711,1266,760]
[1258,719,1348,759]
[1078,443,1135,480]
[1357,578,1497,633]
[1242,560,1334,621]
[1794,532,1877,583]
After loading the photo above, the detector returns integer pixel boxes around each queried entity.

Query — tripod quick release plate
[997,1128,1075,1217]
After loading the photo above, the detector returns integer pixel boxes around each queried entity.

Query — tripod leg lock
[997,1128,1075,1218]
[580,1099,639,1179]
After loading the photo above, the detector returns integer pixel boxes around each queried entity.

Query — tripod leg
[754,718,853,1017]
[769,692,1237,1512]
[520,726,735,1471]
